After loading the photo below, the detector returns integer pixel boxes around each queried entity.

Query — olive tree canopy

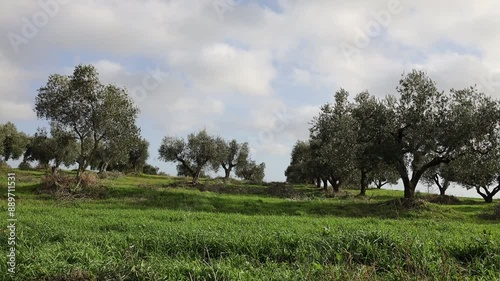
[35,64,140,179]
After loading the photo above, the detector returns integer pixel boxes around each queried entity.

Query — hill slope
[0,169,499,280]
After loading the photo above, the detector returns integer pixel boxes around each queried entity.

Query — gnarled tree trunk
[359,170,368,196]
[476,185,499,203]
[328,176,341,193]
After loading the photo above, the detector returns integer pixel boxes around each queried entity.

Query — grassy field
[0,169,499,280]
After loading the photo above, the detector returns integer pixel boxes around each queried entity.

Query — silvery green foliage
[220,139,250,179]
[309,89,357,191]
[35,64,140,176]
[0,122,29,162]
[235,160,265,182]
[159,130,226,184]
[383,70,500,199]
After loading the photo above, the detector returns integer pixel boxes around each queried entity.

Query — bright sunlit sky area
[2,0,500,198]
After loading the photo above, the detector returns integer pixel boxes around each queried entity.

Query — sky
[1,0,500,197]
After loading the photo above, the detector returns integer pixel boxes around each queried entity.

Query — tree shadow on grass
[26,180,496,221]
[102,188,428,220]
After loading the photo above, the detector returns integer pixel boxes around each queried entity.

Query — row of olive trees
[0,64,153,180]
[158,130,265,184]
[285,139,398,193]
[286,70,500,202]
[4,64,265,184]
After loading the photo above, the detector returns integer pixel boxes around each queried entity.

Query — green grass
[0,169,499,280]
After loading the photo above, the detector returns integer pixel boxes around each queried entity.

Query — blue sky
[1,0,500,197]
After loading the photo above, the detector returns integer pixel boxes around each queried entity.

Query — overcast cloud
[2,0,500,187]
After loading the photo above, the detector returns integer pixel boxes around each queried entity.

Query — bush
[0,161,10,170]
[480,203,500,220]
[40,173,74,193]
[79,173,100,188]
[425,194,461,205]
[78,173,107,198]
[142,164,159,175]
[39,172,107,199]
[18,161,32,170]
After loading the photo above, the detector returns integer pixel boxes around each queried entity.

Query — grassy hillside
[0,169,499,280]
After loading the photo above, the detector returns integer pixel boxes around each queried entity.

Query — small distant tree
[128,138,149,173]
[91,129,142,173]
[102,137,149,173]
[0,122,29,162]
[236,160,265,182]
[421,163,457,196]
[220,139,250,179]
[24,124,78,174]
[371,164,399,189]
[142,164,159,175]
[158,130,224,184]
[24,128,53,168]
[450,148,500,203]
[18,161,32,170]
[285,140,317,184]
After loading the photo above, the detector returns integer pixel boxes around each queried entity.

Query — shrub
[480,203,500,220]
[39,172,107,199]
[79,172,100,188]
[0,161,10,170]
[143,164,159,175]
[425,194,461,205]
[97,170,124,180]
[40,173,74,194]
[78,173,107,198]
[18,161,32,170]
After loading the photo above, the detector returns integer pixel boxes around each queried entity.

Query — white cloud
[2,0,500,180]
[169,43,276,96]
[292,68,311,85]
[0,101,35,121]
[92,60,124,75]
[260,143,290,156]
[0,50,36,122]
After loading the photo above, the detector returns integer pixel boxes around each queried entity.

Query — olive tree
[158,130,224,184]
[220,139,250,179]
[176,163,207,178]
[23,128,53,168]
[23,124,77,174]
[235,160,265,182]
[0,122,29,162]
[371,164,399,189]
[351,91,395,196]
[449,144,500,203]
[91,129,141,173]
[103,137,149,173]
[383,71,499,199]
[35,64,140,181]
[421,163,458,196]
[284,140,320,186]
[309,89,357,192]
[128,138,150,173]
